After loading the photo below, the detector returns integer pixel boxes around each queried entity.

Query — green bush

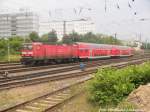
[0,37,23,61]
[88,62,150,106]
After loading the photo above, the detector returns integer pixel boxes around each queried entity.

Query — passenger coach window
[85,50,88,52]
[80,50,83,52]
[80,49,88,53]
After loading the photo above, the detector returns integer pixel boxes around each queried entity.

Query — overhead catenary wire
[128,2,132,8]
[105,0,107,12]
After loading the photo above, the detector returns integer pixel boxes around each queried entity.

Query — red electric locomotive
[21,42,134,65]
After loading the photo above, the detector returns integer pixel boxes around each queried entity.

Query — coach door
[79,49,89,58]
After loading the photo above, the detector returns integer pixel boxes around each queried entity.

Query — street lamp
[139,18,150,21]
[5,38,10,62]
[5,14,10,62]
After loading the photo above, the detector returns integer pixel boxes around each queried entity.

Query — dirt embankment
[127,84,150,112]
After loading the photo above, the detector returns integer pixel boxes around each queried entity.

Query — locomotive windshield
[22,43,33,50]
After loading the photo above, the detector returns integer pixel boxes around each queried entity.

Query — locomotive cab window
[22,44,33,50]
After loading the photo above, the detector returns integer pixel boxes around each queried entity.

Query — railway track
[0,53,149,74]
[0,56,139,75]
[0,65,24,71]
[0,59,129,72]
[1,76,90,112]
[0,53,149,72]
[0,57,146,80]
[0,63,21,67]
[0,56,138,74]
[0,58,148,112]
[0,56,149,91]
[0,61,19,64]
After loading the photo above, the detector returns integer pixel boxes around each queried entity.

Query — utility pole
[114,33,117,38]
[114,33,117,44]
[7,41,10,62]
[63,21,66,36]
[105,0,107,12]
[139,33,142,42]
[145,38,148,49]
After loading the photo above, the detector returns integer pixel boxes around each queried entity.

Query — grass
[59,82,137,112]
[0,54,21,62]
[52,81,100,112]
[117,101,136,110]
[53,91,99,112]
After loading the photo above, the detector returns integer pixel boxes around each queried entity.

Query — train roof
[76,42,131,49]
[29,42,132,49]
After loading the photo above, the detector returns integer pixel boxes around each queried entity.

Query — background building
[0,14,12,37]
[0,11,39,37]
[39,19,95,40]
[39,21,51,36]
[15,12,39,37]
[0,9,95,40]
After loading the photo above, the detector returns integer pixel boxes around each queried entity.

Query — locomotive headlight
[22,52,33,56]
[28,52,33,55]
[22,52,27,55]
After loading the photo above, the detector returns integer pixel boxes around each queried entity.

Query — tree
[69,31,80,42]
[48,30,58,43]
[80,32,98,43]
[9,36,24,54]
[0,38,7,56]
[41,33,48,42]
[142,42,150,49]
[61,32,122,45]
[29,32,39,42]
[0,36,24,58]
[62,34,74,44]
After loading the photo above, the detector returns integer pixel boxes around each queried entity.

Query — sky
[0,0,150,42]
